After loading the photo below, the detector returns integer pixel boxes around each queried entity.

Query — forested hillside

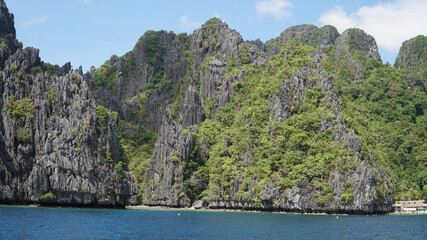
[91,19,425,212]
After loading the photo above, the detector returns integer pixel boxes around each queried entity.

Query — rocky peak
[281,24,338,48]
[337,28,380,60]
[5,47,40,72]
[0,0,15,38]
[246,38,266,52]
[0,0,19,69]
[132,30,176,66]
[192,18,244,64]
[265,24,339,57]
[332,28,380,80]
[394,35,426,79]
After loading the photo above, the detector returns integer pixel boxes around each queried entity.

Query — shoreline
[0,202,125,210]
[126,205,332,215]
[1,203,426,215]
[126,205,400,216]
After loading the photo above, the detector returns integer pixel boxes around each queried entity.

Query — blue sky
[6,0,427,72]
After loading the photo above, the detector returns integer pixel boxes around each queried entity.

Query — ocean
[0,205,425,239]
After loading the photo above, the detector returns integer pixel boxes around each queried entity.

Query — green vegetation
[341,193,354,203]
[118,117,157,199]
[8,97,34,120]
[40,191,55,201]
[266,25,338,53]
[394,35,427,78]
[88,27,425,205]
[105,152,113,165]
[95,105,108,122]
[207,17,221,33]
[143,32,166,87]
[93,60,119,94]
[142,31,165,65]
[15,126,31,143]
[29,61,57,76]
[0,38,6,47]
[7,97,35,143]
[178,37,425,204]
[10,63,18,75]
[183,41,357,203]
[331,42,427,201]
[47,89,56,103]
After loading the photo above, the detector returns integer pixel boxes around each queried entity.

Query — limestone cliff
[395,35,426,87]
[141,20,396,213]
[1,0,423,214]
[265,24,339,58]
[0,0,137,207]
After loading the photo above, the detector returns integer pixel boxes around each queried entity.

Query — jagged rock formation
[0,0,18,69]
[144,19,250,206]
[141,21,396,213]
[1,0,424,213]
[266,24,339,57]
[395,35,426,84]
[0,0,137,207]
[144,108,193,206]
[91,30,191,132]
[333,28,380,81]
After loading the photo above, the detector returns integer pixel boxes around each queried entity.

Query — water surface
[0,205,425,239]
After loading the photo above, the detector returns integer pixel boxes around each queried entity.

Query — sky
[6,0,427,72]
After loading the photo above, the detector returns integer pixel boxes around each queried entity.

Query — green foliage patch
[96,105,108,122]
[142,31,165,65]
[40,191,55,202]
[29,61,57,76]
[8,97,34,120]
[93,60,119,94]
[0,38,6,47]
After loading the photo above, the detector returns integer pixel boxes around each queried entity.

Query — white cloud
[256,0,293,20]
[23,15,49,29]
[179,16,203,32]
[82,0,92,4]
[319,0,427,54]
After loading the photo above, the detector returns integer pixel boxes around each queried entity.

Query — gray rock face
[395,35,427,79]
[93,30,191,133]
[192,19,244,117]
[339,28,380,60]
[180,85,204,128]
[0,0,19,69]
[265,24,339,57]
[249,159,392,213]
[192,200,203,209]
[246,38,266,52]
[200,58,241,118]
[143,19,260,208]
[144,108,193,207]
[0,0,15,38]
[192,19,265,119]
[334,28,380,80]
[191,18,243,67]
[0,0,137,206]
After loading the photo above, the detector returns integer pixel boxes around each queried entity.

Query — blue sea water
[0,205,425,240]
